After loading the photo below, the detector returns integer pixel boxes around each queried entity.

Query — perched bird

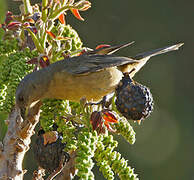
[15,42,183,118]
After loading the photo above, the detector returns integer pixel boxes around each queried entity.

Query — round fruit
[33,129,69,173]
[115,73,154,121]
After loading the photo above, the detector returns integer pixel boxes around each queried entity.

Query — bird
[15,42,183,118]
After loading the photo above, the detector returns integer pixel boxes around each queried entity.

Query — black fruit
[115,73,154,121]
[33,130,69,173]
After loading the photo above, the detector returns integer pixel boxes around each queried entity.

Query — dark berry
[115,74,154,121]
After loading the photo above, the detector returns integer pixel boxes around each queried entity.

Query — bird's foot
[85,95,114,109]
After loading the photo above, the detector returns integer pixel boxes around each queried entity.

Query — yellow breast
[46,67,123,102]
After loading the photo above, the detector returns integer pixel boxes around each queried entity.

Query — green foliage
[115,118,136,145]
[76,129,98,180]
[0,40,37,112]
[49,24,83,63]
[40,99,70,131]
[0,39,19,54]
[95,133,138,180]
[56,110,78,151]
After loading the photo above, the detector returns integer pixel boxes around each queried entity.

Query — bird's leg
[85,93,114,109]
[85,96,106,107]
[123,68,136,77]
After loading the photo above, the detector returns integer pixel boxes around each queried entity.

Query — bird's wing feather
[63,54,137,74]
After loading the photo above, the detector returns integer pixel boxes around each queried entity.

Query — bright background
[0,0,194,179]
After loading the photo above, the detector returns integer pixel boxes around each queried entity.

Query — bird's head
[15,74,41,120]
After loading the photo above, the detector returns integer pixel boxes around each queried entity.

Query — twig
[46,159,64,180]
[55,151,77,180]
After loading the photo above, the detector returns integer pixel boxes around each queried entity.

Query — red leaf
[46,30,56,38]
[6,11,13,16]
[95,44,110,50]
[59,13,65,24]
[78,49,87,56]
[7,22,21,30]
[90,111,103,130]
[70,8,84,21]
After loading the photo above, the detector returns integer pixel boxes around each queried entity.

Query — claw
[85,94,114,109]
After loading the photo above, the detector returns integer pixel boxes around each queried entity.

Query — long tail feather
[134,43,184,60]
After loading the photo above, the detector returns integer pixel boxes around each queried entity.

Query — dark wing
[63,54,137,74]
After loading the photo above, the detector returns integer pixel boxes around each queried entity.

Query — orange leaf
[46,30,56,38]
[104,121,116,133]
[59,13,65,24]
[26,18,35,24]
[70,8,84,21]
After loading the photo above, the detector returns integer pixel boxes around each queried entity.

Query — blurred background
[0,0,193,179]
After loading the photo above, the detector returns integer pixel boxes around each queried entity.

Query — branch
[55,151,77,180]
[0,101,42,180]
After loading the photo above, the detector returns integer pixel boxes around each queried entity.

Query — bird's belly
[47,67,123,102]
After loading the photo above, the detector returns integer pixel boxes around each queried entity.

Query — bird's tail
[134,43,184,60]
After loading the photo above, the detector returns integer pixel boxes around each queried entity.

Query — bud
[23,22,30,27]
[68,0,75,5]
[7,22,21,30]
[5,11,13,25]
[6,11,13,16]
[90,110,118,133]
[74,0,91,11]
[70,8,84,21]
[39,56,50,68]
[90,111,102,131]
